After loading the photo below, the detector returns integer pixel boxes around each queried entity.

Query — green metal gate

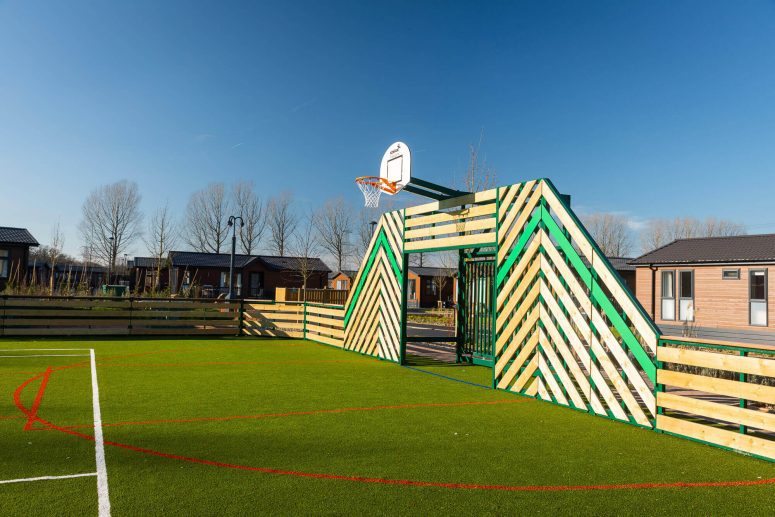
[457,255,495,365]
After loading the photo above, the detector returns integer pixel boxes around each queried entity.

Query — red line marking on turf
[40,400,527,431]
[23,366,52,431]
[11,366,775,493]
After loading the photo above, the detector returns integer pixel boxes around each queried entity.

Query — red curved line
[13,367,775,493]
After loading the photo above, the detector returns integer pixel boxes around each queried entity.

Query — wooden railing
[304,303,345,348]
[241,300,344,346]
[0,296,240,336]
[656,336,775,461]
[278,288,348,306]
[242,302,305,338]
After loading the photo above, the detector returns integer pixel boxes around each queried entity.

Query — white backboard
[379,141,411,192]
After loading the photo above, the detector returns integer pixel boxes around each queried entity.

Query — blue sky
[2,1,775,257]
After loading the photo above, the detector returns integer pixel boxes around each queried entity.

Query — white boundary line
[89,349,111,517]
[0,472,97,485]
[0,354,90,358]
[0,348,90,352]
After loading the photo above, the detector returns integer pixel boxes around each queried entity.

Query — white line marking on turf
[90,349,111,517]
[0,472,97,484]
[0,354,90,358]
[0,348,90,352]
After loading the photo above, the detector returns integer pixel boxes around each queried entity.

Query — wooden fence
[238,300,345,346]
[656,336,775,461]
[0,296,240,336]
[277,288,348,306]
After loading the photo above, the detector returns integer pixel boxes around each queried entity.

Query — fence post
[239,298,245,336]
[739,349,747,435]
[303,301,307,340]
[128,297,133,335]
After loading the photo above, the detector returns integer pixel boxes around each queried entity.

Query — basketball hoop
[356,176,398,208]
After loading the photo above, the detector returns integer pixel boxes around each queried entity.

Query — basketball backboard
[379,141,411,192]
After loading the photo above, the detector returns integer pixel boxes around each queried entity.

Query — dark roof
[0,226,39,246]
[258,255,330,272]
[410,266,456,278]
[170,251,256,268]
[329,269,357,279]
[169,251,330,272]
[630,234,775,265]
[606,257,636,272]
[133,257,164,268]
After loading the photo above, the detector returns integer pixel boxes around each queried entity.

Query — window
[0,249,8,278]
[722,269,740,280]
[424,278,436,296]
[219,272,228,288]
[660,270,675,320]
[678,270,694,322]
[249,272,264,297]
[336,279,346,290]
[749,269,767,326]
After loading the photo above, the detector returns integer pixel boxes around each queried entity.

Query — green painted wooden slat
[539,209,656,381]
[495,209,542,286]
[344,228,402,326]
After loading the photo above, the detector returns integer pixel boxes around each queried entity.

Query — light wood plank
[404,232,496,252]
[658,369,775,405]
[404,189,497,217]
[404,217,495,240]
[658,391,775,434]
[658,346,775,378]
[657,414,775,460]
[497,331,539,389]
[405,203,496,228]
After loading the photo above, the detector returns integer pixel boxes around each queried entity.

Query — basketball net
[355,176,397,208]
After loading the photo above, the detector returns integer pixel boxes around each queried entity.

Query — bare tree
[460,129,497,193]
[266,192,298,256]
[233,181,264,254]
[641,217,746,253]
[79,180,143,280]
[185,183,231,253]
[581,213,633,257]
[314,197,353,272]
[144,203,178,291]
[289,213,320,301]
[48,223,65,294]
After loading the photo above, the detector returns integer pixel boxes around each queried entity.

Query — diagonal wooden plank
[495,289,540,354]
[538,353,569,406]
[495,332,538,389]
[538,328,587,409]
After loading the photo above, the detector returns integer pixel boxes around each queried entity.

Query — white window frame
[660,270,675,321]
[678,269,694,322]
[749,269,768,327]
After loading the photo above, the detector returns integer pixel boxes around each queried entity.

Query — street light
[369,220,377,236]
[227,216,244,299]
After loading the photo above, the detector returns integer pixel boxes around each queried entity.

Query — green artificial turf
[1,338,774,515]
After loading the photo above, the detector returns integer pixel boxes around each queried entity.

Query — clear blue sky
[2,1,775,257]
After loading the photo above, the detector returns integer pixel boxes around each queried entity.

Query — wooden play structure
[342,153,775,463]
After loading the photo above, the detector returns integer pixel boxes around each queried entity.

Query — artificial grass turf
[0,338,774,515]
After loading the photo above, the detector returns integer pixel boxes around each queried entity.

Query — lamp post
[369,220,377,236]
[227,216,244,299]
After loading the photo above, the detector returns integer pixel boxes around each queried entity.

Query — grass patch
[1,338,774,515]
